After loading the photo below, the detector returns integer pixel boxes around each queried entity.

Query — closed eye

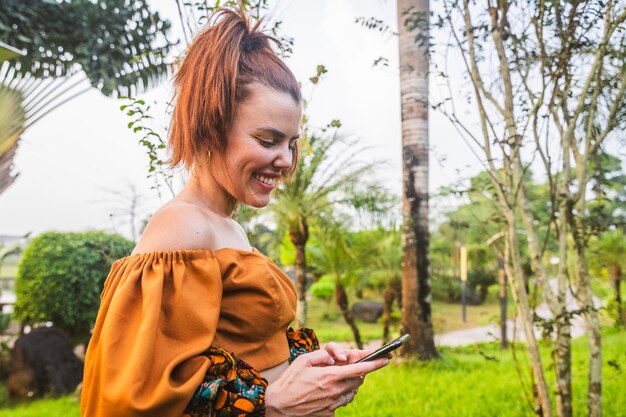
[252,135,276,147]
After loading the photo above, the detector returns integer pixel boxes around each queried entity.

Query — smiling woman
[79,5,388,417]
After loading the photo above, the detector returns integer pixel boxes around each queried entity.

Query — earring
[207,150,211,163]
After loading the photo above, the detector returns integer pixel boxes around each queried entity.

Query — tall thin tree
[397,0,438,359]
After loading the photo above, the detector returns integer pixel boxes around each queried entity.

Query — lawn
[1,328,623,417]
[337,328,626,417]
[0,278,621,416]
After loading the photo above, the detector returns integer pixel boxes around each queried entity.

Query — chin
[242,196,271,209]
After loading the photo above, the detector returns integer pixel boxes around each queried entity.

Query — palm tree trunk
[335,281,362,349]
[397,0,438,361]
[290,219,309,328]
[382,282,396,344]
[293,241,307,327]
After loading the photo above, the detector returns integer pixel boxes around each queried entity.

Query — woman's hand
[323,343,392,366]
[265,348,388,417]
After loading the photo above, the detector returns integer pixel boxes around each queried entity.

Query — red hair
[169,6,301,170]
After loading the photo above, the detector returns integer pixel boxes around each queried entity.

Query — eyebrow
[254,127,300,140]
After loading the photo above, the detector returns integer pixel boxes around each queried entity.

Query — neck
[184,162,237,217]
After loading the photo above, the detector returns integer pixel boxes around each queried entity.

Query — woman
[81,6,388,417]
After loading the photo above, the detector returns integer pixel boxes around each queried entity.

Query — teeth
[254,174,276,186]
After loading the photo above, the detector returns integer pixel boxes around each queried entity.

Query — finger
[344,348,375,363]
[330,390,356,411]
[324,343,348,362]
[336,357,389,378]
[340,377,365,395]
[299,349,335,367]
[326,374,363,396]
[347,348,394,363]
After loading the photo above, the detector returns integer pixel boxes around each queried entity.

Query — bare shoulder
[231,218,249,242]
[132,200,216,255]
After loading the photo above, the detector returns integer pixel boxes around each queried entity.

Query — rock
[351,301,384,323]
[8,327,83,400]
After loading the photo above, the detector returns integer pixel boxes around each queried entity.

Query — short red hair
[169,6,302,170]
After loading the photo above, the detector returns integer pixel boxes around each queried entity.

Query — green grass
[1,329,623,416]
[0,396,80,417]
[337,328,626,417]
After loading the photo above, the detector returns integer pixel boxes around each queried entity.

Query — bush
[14,231,133,345]
[310,274,334,303]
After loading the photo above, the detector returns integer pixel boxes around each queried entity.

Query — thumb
[302,349,335,367]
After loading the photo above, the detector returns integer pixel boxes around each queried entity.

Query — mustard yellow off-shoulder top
[80,248,297,417]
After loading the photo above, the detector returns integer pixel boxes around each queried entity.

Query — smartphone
[355,334,411,363]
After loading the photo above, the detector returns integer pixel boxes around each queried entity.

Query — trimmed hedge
[14,231,133,345]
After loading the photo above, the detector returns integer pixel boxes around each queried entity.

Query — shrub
[310,274,335,303]
[14,231,133,345]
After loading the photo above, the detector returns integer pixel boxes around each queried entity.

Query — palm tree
[308,224,364,348]
[270,131,389,326]
[397,0,437,359]
[0,0,173,195]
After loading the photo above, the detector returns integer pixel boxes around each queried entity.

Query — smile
[253,173,277,186]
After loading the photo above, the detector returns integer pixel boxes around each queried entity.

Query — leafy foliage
[0,0,173,96]
[586,151,626,236]
[119,97,175,197]
[310,274,334,303]
[14,231,133,345]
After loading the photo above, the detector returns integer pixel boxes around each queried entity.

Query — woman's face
[208,82,302,209]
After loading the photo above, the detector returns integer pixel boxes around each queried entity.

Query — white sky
[0,0,475,240]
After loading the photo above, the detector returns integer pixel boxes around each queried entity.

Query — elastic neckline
[114,247,261,265]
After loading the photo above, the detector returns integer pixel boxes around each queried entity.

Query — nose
[273,143,293,170]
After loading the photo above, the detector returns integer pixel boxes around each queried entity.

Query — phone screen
[355,334,411,363]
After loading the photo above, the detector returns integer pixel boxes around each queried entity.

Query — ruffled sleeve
[81,250,223,417]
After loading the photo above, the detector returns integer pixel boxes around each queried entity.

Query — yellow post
[460,246,467,282]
